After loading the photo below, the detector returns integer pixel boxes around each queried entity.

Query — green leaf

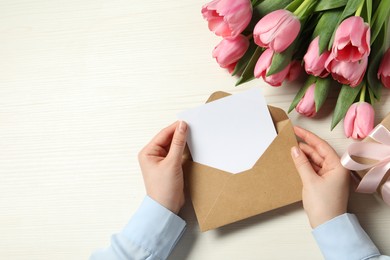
[251,0,262,7]
[370,0,390,44]
[367,85,376,104]
[331,83,363,130]
[363,0,372,24]
[314,77,331,112]
[232,40,258,76]
[235,47,263,86]
[371,0,380,14]
[367,18,387,100]
[312,9,343,53]
[267,40,297,76]
[314,0,348,12]
[253,0,293,18]
[328,0,365,50]
[285,0,305,12]
[294,0,319,22]
[288,76,317,113]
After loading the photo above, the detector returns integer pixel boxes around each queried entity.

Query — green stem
[355,0,364,17]
[359,84,366,102]
[293,0,313,17]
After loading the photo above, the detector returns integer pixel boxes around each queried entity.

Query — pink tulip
[226,63,237,74]
[286,60,303,81]
[253,9,300,53]
[325,54,368,87]
[254,48,291,86]
[201,0,252,38]
[332,16,370,62]
[303,37,331,78]
[344,102,375,139]
[295,84,317,117]
[378,48,390,88]
[212,35,249,71]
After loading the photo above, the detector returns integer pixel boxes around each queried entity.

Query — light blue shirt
[90,196,186,260]
[91,197,389,260]
[313,213,389,260]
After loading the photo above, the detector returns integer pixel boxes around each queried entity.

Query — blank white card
[177,88,277,173]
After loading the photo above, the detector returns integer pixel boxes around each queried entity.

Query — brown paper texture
[183,91,302,231]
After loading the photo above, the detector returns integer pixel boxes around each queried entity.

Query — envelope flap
[207,91,230,102]
[268,105,289,123]
[184,160,231,224]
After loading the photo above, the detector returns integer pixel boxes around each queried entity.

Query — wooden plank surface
[0,1,389,259]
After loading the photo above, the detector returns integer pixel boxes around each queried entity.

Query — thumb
[167,121,188,162]
[291,146,317,186]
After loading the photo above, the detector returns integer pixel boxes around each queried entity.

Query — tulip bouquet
[202,0,390,139]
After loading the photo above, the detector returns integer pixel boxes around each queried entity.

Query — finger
[294,126,337,159]
[312,163,321,173]
[150,122,178,148]
[291,146,318,186]
[167,121,188,162]
[306,157,321,173]
[299,142,324,168]
[141,122,178,158]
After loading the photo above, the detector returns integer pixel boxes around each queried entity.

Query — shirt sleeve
[90,195,186,260]
[312,213,390,260]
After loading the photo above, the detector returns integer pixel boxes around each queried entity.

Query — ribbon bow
[341,124,390,206]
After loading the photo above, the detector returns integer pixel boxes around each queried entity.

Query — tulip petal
[344,103,358,138]
[354,102,375,138]
[253,10,299,52]
[202,0,252,38]
[271,17,301,52]
[212,35,249,68]
[328,56,368,87]
[264,62,291,86]
[286,61,302,81]
[254,49,273,78]
[255,10,290,34]
[378,48,390,88]
[296,84,316,117]
[304,37,331,77]
[332,16,370,62]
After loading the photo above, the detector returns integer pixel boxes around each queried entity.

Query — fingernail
[178,121,187,133]
[291,146,300,158]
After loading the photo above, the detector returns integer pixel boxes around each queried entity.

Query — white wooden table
[1,1,389,259]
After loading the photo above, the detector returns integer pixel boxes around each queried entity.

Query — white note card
[177,88,277,173]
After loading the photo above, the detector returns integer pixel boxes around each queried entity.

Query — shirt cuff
[118,195,186,260]
[312,213,380,260]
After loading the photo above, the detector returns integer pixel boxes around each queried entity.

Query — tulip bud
[286,60,303,82]
[212,35,249,71]
[303,37,330,78]
[344,102,375,139]
[378,48,390,88]
[332,16,370,62]
[325,54,368,87]
[295,84,317,117]
[253,9,300,53]
[202,0,252,38]
[254,49,291,87]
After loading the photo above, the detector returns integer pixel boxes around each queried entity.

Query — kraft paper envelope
[183,91,302,232]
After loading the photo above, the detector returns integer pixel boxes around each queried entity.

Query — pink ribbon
[341,125,390,206]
